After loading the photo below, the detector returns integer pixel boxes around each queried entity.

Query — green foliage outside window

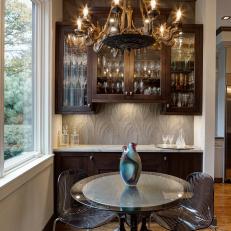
[4,0,33,160]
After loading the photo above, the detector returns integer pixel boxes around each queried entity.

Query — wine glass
[168,134,174,146]
[162,134,168,147]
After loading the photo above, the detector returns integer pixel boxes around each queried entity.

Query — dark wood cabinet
[55,22,203,114]
[55,22,94,114]
[163,24,203,115]
[91,45,168,103]
[54,151,202,214]
[54,151,203,180]
[165,152,203,179]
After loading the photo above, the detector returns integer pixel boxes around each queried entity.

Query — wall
[194,0,216,177]
[0,0,62,230]
[216,46,226,137]
[0,163,53,231]
[52,0,63,148]
[63,104,194,145]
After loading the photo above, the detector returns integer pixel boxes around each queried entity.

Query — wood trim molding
[43,215,55,231]
[216,27,231,36]
[214,178,223,183]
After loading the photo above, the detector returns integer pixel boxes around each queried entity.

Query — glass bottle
[70,128,80,146]
[62,125,69,146]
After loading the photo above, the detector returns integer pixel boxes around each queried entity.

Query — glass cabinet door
[170,33,195,109]
[63,34,88,107]
[164,24,203,115]
[96,48,125,95]
[55,23,93,114]
[132,46,162,97]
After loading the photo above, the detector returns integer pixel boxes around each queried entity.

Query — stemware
[162,134,168,146]
[168,134,174,146]
[103,81,108,94]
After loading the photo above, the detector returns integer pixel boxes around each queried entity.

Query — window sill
[0,154,54,201]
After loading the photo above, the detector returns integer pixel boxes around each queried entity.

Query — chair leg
[53,218,60,231]
[210,216,218,231]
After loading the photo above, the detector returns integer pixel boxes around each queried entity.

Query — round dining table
[71,172,192,231]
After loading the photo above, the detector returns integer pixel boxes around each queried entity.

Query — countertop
[53,145,203,153]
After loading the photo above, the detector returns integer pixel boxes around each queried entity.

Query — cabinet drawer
[89,153,121,174]
[140,153,167,173]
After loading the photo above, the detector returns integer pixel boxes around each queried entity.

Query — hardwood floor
[56,184,231,231]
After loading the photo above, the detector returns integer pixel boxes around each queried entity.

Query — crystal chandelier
[75,0,183,52]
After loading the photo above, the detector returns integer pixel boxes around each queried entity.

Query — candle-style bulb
[160,24,165,36]
[114,0,120,5]
[83,4,89,18]
[77,17,82,30]
[150,0,157,10]
[176,9,182,22]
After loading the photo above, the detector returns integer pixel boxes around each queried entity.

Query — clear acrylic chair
[152,172,217,231]
[53,169,117,231]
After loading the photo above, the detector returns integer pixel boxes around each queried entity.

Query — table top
[71,172,192,213]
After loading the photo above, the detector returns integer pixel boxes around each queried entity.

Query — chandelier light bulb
[160,25,165,36]
[83,4,89,18]
[114,0,120,5]
[145,18,150,24]
[150,0,157,10]
[77,17,82,30]
[176,9,182,22]
[110,18,115,24]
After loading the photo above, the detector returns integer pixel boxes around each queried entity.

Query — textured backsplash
[62,104,194,145]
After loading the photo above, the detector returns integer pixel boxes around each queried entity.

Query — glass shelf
[133,46,161,96]
[169,33,196,109]
[96,48,124,95]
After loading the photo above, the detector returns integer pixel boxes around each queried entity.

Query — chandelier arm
[142,0,149,16]
[120,0,127,30]
[140,0,146,22]
[131,20,141,33]
[94,7,114,41]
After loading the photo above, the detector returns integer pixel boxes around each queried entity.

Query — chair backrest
[57,169,88,216]
[185,172,214,223]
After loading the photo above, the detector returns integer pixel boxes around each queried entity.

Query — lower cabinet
[54,151,202,180]
[54,151,202,214]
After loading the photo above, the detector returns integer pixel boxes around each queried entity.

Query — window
[0,0,52,176]
[4,0,34,161]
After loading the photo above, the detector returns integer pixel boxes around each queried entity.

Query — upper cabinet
[55,23,203,114]
[91,45,168,103]
[55,22,94,114]
[163,24,203,115]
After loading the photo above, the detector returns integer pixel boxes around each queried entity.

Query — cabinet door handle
[129,92,133,96]
[164,156,167,161]
[166,104,170,108]
[89,155,94,161]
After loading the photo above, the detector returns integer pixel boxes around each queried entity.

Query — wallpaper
[63,104,194,145]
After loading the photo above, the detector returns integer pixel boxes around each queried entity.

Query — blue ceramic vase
[120,143,142,186]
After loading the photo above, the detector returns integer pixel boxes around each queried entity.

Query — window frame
[0,0,52,177]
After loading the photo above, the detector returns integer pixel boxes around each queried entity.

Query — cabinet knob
[88,103,91,108]
[164,156,167,161]
[89,155,94,161]
[129,92,133,96]
[125,91,128,95]
[166,104,170,108]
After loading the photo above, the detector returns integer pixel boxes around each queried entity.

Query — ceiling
[217,0,231,29]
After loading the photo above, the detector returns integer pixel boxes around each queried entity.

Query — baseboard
[43,215,55,231]
[214,178,223,183]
